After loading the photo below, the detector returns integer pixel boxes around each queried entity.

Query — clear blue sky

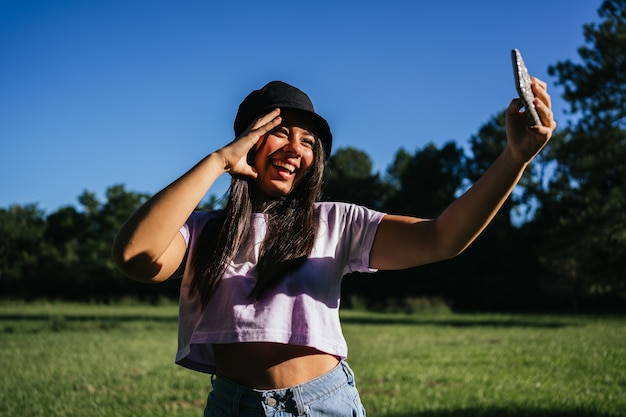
[0,0,602,213]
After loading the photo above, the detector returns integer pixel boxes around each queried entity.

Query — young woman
[113,80,556,416]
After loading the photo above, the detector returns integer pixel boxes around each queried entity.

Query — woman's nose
[282,138,302,156]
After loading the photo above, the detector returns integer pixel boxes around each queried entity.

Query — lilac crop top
[175,201,385,374]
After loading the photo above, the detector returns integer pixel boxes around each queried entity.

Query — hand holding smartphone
[511,49,542,126]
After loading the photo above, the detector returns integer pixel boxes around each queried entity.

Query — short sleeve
[314,202,385,276]
[342,204,385,274]
[180,211,219,248]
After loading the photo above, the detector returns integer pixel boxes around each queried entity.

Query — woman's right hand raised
[216,108,282,179]
[112,110,283,283]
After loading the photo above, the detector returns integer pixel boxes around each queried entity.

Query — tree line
[1,0,625,312]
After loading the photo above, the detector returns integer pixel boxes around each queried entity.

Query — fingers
[218,109,283,178]
[236,109,282,149]
[250,108,281,131]
[529,78,556,131]
[530,77,551,108]
[506,98,525,115]
[252,111,282,140]
[530,76,547,90]
[505,78,557,163]
[532,98,556,133]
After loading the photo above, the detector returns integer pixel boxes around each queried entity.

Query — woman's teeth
[273,161,296,173]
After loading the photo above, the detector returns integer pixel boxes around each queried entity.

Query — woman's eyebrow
[280,122,316,139]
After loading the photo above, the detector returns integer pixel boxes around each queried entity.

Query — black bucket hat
[234,81,333,159]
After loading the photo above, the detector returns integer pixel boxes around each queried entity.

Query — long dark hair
[189,140,325,309]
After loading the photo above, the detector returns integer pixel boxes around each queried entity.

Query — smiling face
[252,110,318,199]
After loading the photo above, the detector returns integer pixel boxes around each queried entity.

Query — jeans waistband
[209,360,355,415]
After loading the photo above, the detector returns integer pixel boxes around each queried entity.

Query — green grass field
[1,302,624,417]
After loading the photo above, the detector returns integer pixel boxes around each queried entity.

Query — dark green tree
[70,185,153,300]
[323,146,388,209]
[384,148,412,195]
[450,111,551,311]
[541,0,626,308]
[466,110,559,226]
[42,206,89,295]
[38,184,156,300]
[348,141,468,310]
[383,141,466,218]
[0,183,235,300]
[0,204,48,297]
[549,0,626,131]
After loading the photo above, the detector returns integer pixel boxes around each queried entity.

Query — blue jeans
[204,360,367,416]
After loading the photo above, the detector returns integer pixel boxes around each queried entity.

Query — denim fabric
[204,361,366,416]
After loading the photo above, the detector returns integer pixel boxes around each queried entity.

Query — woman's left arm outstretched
[370,78,557,270]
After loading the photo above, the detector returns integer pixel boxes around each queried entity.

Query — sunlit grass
[342,311,626,416]
[1,302,624,416]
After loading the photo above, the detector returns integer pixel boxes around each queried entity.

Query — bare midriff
[212,342,340,389]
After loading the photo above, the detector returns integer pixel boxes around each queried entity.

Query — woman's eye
[271,127,288,137]
[303,138,315,147]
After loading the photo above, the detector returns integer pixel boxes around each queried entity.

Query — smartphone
[511,49,542,126]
